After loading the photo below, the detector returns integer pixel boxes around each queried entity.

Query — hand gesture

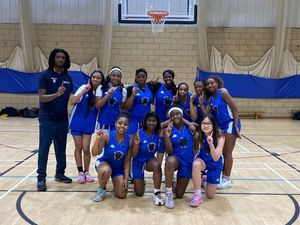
[164,122,173,138]
[133,131,140,145]
[190,93,196,103]
[207,131,214,145]
[107,87,115,96]
[199,91,204,105]
[96,125,105,139]
[56,81,66,96]
[132,87,139,96]
[83,81,91,93]
[172,89,178,102]
[122,179,128,191]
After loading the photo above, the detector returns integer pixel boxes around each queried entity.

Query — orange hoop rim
[147,10,169,21]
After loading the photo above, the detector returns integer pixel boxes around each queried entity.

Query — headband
[110,68,123,74]
[168,107,183,117]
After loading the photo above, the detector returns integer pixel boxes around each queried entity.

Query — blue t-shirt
[133,129,160,163]
[128,84,153,123]
[38,69,73,122]
[99,130,131,171]
[210,89,233,129]
[98,86,125,127]
[69,85,98,134]
[198,138,222,169]
[155,83,174,122]
[194,96,207,124]
[169,125,194,167]
[176,92,192,122]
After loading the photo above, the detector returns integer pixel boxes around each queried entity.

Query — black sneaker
[37,180,47,191]
[55,174,72,183]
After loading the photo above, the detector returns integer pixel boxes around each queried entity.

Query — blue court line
[1,175,300,182]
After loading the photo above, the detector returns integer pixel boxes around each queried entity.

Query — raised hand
[107,87,115,96]
[199,91,204,105]
[83,81,91,93]
[190,93,196,103]
[96,125,105,139]
[133,131,140,145]
[56,81,66,96]
[132,87,139,96]
[172,89,178,102]
[164,122,173,138]
[207,131,214,145]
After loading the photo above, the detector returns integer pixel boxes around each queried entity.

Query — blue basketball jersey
[130,84,153,123]
[177,92,192,122]
[170,125,194,167]
[210,89,235,129]
[69,85,98,134]
[134,129,160,163]
[99,130,131,171]
[155,83,174,122]
[98,86,124,127]
[194,96,207,124]
[198,138,222,169]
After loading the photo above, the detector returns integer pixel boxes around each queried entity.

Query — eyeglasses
[201,122,212,126]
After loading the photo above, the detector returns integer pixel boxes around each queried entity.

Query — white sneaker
[217,178,232,189]
[153,192,164,206]
[93,187,106,202]
[165,191,174,209]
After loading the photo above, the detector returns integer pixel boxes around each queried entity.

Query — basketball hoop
[147,10,169,34]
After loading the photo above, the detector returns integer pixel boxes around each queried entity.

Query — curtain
[19,0,35,72]
[100,0,113,75]
[196,0,209,71]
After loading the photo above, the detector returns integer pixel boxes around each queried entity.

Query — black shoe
[37,180,47,191]
[55,174,72,183]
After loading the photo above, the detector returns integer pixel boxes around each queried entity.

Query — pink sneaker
[190,192,203,207]
[78,172,86,184]
[85,171,94,182]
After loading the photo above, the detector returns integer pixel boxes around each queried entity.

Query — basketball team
[37,49,241,209]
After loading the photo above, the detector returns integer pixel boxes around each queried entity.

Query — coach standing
[37,48,73,191]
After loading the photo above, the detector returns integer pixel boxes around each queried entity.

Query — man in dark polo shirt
[37,48,73,191]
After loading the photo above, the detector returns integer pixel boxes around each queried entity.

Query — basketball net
[147,10,169,34]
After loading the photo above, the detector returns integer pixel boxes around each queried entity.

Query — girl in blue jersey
[91,111,132,202]
[131,112,164,206]
[125,68,153,135]
[150,70,177,122]
[148,70,177,174]
[173,83,193,122]
[190,114,225,207]
[69,70,104,184]
[164,105,195,209]
[190,79,208,123]
[206,75,241,189]
[96,67,127,132]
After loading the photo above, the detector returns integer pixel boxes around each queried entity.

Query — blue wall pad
[0,68,89,94]
[197,69,300,98]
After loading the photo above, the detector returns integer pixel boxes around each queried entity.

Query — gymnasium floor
[0,117,299,225]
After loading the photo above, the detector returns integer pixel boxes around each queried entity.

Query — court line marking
[236,141,250,153]
[0,169,36,200]
[1,175,300,182]
[264,163,300,193]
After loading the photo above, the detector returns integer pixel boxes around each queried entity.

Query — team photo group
[37,48,241,209]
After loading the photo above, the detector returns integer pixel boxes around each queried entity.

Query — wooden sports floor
[0,117,299,225]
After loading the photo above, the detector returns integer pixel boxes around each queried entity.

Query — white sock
[154,188,160,194]
[195,189,202,195]
[166,187,172,193]
[223,176,230,180]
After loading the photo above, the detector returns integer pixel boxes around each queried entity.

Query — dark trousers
[37,120,68,181]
